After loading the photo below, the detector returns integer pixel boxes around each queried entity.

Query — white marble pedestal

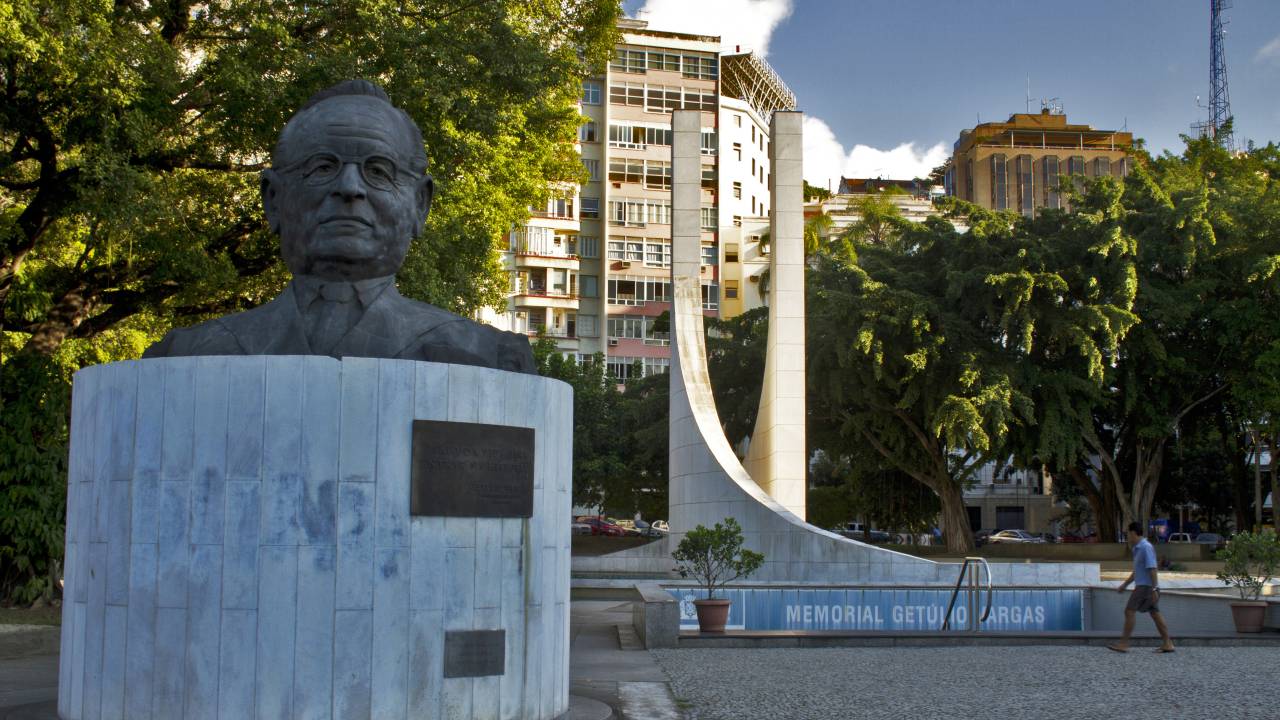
[58,357,572,720]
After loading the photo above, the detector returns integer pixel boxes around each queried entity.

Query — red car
[577,516,627,537]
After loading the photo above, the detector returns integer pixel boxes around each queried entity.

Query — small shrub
[1216,531,1280,601]
[671,517,764,599]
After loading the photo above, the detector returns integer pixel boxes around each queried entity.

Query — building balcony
[514,290,579,310]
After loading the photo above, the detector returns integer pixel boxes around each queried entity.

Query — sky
[622,0,1280,190]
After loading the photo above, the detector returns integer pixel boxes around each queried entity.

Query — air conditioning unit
[620,261,631,268]
[608,338,619,347]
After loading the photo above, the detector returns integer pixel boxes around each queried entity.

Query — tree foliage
[0,0,620,603]
[809,192,1139,552]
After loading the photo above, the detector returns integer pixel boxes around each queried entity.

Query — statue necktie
[306,282,360,354]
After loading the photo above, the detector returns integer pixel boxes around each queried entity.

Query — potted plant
[1216,530,1280,633]
[671,517,764,633]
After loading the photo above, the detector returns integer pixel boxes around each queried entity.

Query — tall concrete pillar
[744,111,807,518]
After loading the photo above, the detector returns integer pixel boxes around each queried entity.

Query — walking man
[1108,521,1175,653]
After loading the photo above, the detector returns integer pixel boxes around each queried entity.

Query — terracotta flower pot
[693,599,732,633]
[1229,601,1268,633]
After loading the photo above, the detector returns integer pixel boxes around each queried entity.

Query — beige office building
[945,110,1133,216]
[487,19,796,378]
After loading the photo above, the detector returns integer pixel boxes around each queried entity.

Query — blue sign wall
[669,587,1084,632]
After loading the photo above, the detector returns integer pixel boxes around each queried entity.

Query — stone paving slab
[653,646,1280,720]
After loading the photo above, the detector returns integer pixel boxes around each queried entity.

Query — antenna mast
[1208,0,1234,149]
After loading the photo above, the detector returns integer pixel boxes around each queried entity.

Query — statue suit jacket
[143,279,537,374]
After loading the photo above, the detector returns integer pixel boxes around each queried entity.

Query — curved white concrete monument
[59,357,571,720]
[575,111,1097,588]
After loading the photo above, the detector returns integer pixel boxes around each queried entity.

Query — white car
[1168,533,1192,543]
[987,529,1045,544]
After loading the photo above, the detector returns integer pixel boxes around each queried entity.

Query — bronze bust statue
[144,80,536,374]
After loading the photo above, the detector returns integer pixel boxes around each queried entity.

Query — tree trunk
[936,479,974,554]
[1100,470,1120,542]
[1068,466,1116,541]
[1272,432,1279,535]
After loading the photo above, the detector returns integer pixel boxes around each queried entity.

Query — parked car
[987,529,1045,544]
[570,520,593,536]
[1035,532,1061,544]
[1167,532,1193,543]
[973,529,996,547]
[649,520,669,534]
[611,519,644,537]
[838,523,891,543]
[576,516,627,537]
[1193,532,1225,550]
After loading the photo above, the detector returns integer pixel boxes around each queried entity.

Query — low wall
[1089,589,1280,634]
[883,543,1213,562]
[631,583,679,649]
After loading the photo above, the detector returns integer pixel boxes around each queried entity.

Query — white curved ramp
[573,111,1097,588]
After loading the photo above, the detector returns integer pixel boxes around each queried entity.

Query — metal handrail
[940,557,993,631]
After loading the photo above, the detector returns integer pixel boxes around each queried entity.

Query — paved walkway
[653,645,1280,720]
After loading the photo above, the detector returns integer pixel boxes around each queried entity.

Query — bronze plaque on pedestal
[410,420,535,517]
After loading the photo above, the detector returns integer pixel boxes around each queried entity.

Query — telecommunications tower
[1205,0,1234,149]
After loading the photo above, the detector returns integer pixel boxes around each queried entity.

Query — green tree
[809,195,1137,552]
[1080,140,1280,530]
[0,0,620,602]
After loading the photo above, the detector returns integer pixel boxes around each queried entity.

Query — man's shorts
[1126,585,1159,613]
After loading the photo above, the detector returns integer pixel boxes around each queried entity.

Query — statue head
[261,80,435,281]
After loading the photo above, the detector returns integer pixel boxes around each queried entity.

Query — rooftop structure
[720,51,798,120]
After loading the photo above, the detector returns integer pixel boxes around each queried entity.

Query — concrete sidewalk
[0,601,684,720]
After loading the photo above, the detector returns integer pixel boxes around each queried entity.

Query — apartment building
[487,19,796,380]
[945,110,1133,216]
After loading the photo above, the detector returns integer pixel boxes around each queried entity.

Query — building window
[751,126,756,142]
[610,49,646,74]
[1092,157,1111,177]
[647,51,681,72]
[701,282,719,310]
[751,196,756,214]
[701,244,717,266]
[644,241,671,268]
[608,315,645,340]
[732,215,742,227]
[642,357,670,375]
[577,235,599,259]
[577,314,598,338]
[582,159,599,180]
[607,276,672,305]
[724,280,739,299]
[546,196,574,219]
[1040,156,1060,210]
[581,81,601,105]
[644,160,672,190]
[732,181,742,198]
[751,158,756,174]
[724,244,739,263]
[700,206,717,230]
[701,130,717,155]
[1016,154,1034,217]
[608,82,645,106]
[990,153,1007,211]
[701,165,716,190]
[608,198,670,226]
[734,114,742,127]
[580,196,599,219]
[1117,157,1129,177]
[579,275,598,298]
[608,123,672,149]
[1068,155,1085,176]
[964,159,974,201]
[733,142,742,161]
[579,120,597,143]
[682,54,717,80]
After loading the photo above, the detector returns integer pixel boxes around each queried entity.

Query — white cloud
[1256,34,1280,64]
[634,2,946,188]
[803,116,949,190]
[634,0,793,56]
